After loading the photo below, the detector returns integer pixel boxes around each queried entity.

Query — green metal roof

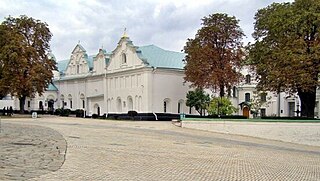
[57,59,69,73]
[47,83,58,91]
[136,45,185,69]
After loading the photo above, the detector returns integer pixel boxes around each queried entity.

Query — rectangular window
[178,103,181,113]
[70,100,73,109]
[164,101,167,113]
[28,101,31,108]
[233,86,237,98]
[260,108,266,117]
[82,100,85,108]
[245,93,250,102]
[261,93,267,102]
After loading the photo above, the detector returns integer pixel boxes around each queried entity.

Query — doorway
[243,107,249,118]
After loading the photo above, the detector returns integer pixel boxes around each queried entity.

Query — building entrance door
[243,107,249,118]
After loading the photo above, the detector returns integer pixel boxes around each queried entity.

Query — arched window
[122,53,127,64]
[77,64,80,74]
[164,98,171,113]
[127,96,133,111]
[245,93,251,102]
[117,97,122,112]
[80,93,85,108]
[245,74,251,84]
[178,100,184,113]
[68,94,72,109]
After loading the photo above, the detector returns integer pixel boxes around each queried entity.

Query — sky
[0,0,293,61]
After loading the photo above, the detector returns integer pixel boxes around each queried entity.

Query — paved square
[1,116,319,180]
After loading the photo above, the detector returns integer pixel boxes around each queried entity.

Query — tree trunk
[297,87,316,118]
[19,96,26,114]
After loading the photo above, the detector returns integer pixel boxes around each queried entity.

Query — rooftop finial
[78,40,81,44]
[122,27,128,38]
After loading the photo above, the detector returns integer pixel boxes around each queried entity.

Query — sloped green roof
[47,83,58,91]
[57,59,69,72]
[84,54,94,69]
[136,45,185,69]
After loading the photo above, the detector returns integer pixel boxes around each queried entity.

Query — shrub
[92,114,98,119]
[75,109,84,117]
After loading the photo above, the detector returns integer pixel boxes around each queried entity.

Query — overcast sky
[0,0,292,61]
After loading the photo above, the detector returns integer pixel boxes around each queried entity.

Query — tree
[186,88,210,116]
[0,15,56,113]
[207,97,237,116]
[248,0,320,118]
[184,13,245,97]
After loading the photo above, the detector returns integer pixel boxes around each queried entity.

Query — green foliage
[186,88,210,116]
[0,15,56,112]
[55,108,70,117]
[248,0,320,117]
[207,97,237,116]
[184,13,245,97]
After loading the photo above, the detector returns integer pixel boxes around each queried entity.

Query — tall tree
[0,15,56,112]
[186,88,210,116]
[184,13,245,97]
[248,0,320,118]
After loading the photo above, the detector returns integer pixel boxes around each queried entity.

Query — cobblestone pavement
[1,117,320,181]
[0,122,66,180]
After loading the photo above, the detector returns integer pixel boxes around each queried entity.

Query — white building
[17,35,191,116]
[5,34,320,118]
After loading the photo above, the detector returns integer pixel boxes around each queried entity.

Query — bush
[75,109,84,117]
[92,114,98,119]
[128,111,138,119]
[54,108,70,117]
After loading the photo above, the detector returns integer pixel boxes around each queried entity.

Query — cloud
[0,0,293,60]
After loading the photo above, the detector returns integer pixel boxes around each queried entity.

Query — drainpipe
[153,112,158,121]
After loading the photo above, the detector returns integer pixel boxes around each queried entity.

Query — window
[77,65,80,74]
[82,100,85,108]
[261,93,267,102]
[178,102,181,113]
[245,93,250,102]
[28,101,31,108]
[260,108,266,117]
[245,74,251,84]
[39,101,43,110]
[122,53,127,64]
[164,101,167,113]
[233,86,237,98]
[163,99,170,113]
[70,100,73,109]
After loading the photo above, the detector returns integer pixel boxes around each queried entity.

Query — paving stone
[1,117,320,180]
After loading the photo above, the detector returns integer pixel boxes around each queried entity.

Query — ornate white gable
[106,37,144,73]
[65,44,90,75]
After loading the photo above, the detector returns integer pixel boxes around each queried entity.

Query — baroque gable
[65,44,90,75]
[106,37,145,73]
